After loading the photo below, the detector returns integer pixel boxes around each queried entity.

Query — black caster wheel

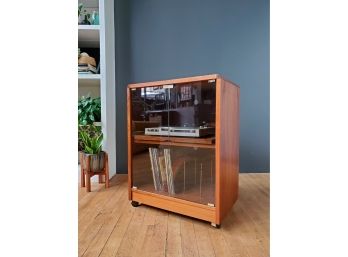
[211,223,220,228]
[131,201,140,207]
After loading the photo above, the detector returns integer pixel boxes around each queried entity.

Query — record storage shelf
[127,74,240,227]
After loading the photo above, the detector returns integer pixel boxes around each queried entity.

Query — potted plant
[78,96,101,160]
[79,125,105,173]
[78,3,91,25]
[78,96,101,125]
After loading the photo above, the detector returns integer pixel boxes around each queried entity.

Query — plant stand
[80,152,109,192]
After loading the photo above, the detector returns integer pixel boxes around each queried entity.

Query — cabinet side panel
[215,79,222,224]
[127,87,132,200]
[219,79,240,221]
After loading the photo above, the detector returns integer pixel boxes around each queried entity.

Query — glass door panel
[169,80,216,136]
[164,146,215,205]
[132,144,215,205]
[130,86,169,137]
[131,86,170,195]
[131,81,216,206]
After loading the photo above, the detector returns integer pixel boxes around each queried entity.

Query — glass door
[165,80,216,205]
[131,80,217,206]
[131,86,170,193]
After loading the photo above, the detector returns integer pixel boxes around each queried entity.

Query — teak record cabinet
[127,74,239,227]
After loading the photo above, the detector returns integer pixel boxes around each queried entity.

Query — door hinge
[132,186,138,190]
[207,203,215,207]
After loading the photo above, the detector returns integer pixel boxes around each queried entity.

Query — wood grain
[78,176,127,256]
[128,75,239,226]
[132,189,216,223]
[128,74,220,89]
[215,78,240,224]
[134,134,215,145]
[79,173,269,257]
[193,221,216,257]
[166,214,183,257]
[127,87,132,200]
[133,140,215,149]
[133,134,215,149]
[180,217,200,257]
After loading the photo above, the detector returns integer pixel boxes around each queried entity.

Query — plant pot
[80,151,105,173]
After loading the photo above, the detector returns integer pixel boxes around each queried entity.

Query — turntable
[145,126,215,137]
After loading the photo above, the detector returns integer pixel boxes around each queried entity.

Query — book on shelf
[78,63,98,74]
[78,71,95,74]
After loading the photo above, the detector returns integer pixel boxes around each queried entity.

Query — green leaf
[78,96,101,125]
[85,145,94,154]
[96,134,103,147]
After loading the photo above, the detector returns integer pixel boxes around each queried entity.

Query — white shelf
[78,25,100,30]
[78,74,100,98]
[78,25,100,48]
[79,0,99,8]
[78,73,100,80]
[78,74,100,88]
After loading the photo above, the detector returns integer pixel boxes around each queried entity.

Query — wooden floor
[79,173,269,257]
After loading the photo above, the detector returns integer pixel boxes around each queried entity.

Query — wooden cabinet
[127,74,239,227]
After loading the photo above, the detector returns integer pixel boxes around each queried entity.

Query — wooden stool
[81,152,109,192]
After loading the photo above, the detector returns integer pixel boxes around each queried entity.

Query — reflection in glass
[131,81,216,136]
[131,80,216,206]
[132,144,215,205]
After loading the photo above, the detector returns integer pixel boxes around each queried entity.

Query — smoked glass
[131,80,216,205]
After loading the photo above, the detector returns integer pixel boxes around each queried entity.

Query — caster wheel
[131,201,140,207]
[211,223,220,228]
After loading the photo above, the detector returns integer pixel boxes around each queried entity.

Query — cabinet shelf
[133,134,215,149]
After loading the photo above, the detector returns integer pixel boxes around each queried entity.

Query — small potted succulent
[79,125,105,173]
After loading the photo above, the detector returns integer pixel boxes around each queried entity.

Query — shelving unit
[127,74,240,227]
[78,25,100,48]
[78,0,100,99]
[78,0,116,177]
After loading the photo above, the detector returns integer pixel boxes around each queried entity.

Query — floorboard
[79,173,270,257]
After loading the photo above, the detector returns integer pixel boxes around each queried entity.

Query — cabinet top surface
[128,74,239,89]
